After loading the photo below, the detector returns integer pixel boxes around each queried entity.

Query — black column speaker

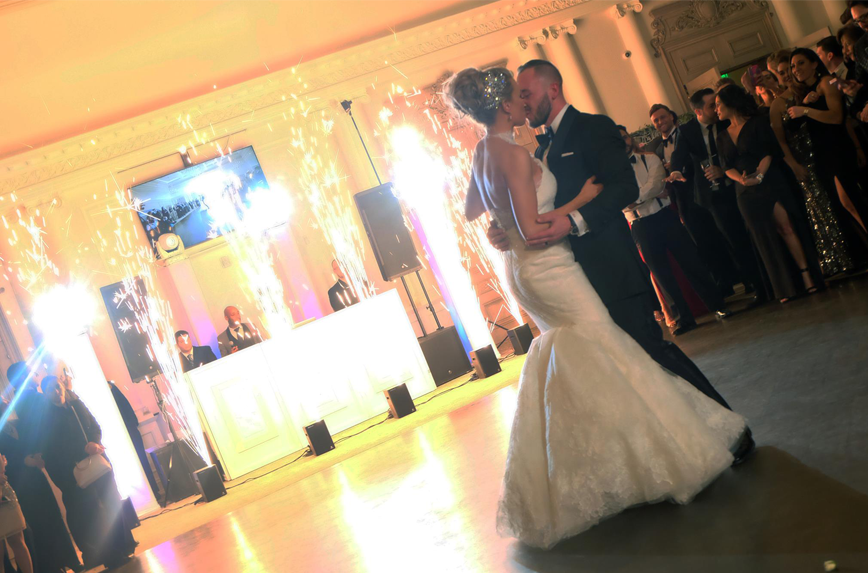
[354,183,423,281]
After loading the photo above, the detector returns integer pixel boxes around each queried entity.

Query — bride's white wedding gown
[491,136,746,549]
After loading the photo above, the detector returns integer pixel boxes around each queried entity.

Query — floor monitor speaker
[508,323,535,355]
[193,465,227,503]
[471,345,501,379]
[304,420,336,456]
[418,326,472,386]
[384,384,416,418]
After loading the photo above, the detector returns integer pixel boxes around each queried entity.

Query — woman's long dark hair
[717,84,760,119]
[790,48,832,94]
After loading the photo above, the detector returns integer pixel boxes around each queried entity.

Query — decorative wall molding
[650,0,770,57]
[0,0,607,198]
[548,18,578,38]
[614,1,643,19]
[517,29,551,49]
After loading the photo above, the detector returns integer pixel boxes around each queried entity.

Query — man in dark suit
[327,259,360,312]
[216,306,265,355]
[620,125,732,335]
[646,103,740,295]
[175,330,218,372]
[817,35,855,81]
[668,88,766,301]
[487,61,752,461]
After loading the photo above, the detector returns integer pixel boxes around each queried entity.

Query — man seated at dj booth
[175,330,219,372]
[216,305,266,355]
[328,259,361,312]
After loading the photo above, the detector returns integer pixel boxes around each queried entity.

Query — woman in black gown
[715,85,824,302]
[786,49,868,240]
[33,376,135,571]
[2,364,81,573]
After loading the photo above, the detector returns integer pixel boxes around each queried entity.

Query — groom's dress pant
[606,293,733,410]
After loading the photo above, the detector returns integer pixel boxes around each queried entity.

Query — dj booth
[185,289,436,480]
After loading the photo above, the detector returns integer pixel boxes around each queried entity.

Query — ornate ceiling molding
[0,0,601,197]
[650,0,770,57]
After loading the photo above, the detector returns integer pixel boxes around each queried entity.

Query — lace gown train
[493,140,746,549]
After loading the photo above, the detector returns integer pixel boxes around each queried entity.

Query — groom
[487,60,753,461]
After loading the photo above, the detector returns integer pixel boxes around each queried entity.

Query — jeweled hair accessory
[482,69,511,111]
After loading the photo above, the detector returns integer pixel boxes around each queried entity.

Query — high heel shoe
[800,267,820,295]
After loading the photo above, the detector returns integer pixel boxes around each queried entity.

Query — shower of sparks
[103,186,210,461]
[194,161,296,338]
[293,109,375,304]
[375,82,524,327]
[387,124,496,353]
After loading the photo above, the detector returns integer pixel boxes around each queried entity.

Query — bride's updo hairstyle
[444,67,514,126]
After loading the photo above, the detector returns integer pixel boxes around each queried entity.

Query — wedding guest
[770,63,862,276]
[768,49,793,88]
[838,24,865,64]
[787,48,868,237]
[619,126,732,335]
[0,372,82,573]
[716,85,825,302]
[669,88,768,302]
[817,36,853,80]
[752,69,786,108]
[713,77,737,92]
[646,104,741,296]
[0,453,33,573]
[843,1,868,122]
[33,376,136,571]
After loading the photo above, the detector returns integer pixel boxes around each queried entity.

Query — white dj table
[185,289,436,480]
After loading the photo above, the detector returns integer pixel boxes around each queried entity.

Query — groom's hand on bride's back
[487,221,511,251]
[526,213,571,247]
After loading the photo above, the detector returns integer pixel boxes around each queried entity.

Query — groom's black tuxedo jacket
[537,107,651,306]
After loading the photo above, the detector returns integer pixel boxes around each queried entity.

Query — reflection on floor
[115,275,868,573]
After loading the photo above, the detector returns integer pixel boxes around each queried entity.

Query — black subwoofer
[418,326,472,386]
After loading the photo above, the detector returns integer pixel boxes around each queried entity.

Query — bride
[445,67,747,549]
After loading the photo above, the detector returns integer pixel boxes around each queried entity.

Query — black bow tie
[535,126,555,146]
[661,138,672,148]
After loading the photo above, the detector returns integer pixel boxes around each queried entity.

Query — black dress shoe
[671,322,698,336]
[715,308,734,319]
[732,430,756,466]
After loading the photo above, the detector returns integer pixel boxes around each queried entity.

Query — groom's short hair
[517,59,563,87]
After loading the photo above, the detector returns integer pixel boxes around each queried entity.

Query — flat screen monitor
[130,146,269,257]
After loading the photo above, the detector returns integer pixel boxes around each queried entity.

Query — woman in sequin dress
[769,50,866,276]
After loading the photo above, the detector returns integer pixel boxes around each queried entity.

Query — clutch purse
[73,454,112,489]
[71,405,113,489]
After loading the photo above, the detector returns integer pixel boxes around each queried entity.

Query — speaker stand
[148,378,206,506]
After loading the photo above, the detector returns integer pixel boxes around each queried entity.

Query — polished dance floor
[116,276,868,573]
